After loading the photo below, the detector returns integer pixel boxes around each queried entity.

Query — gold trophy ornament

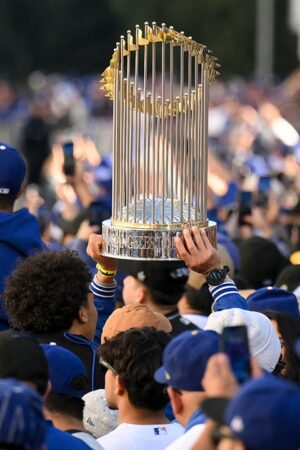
[101,22,220,259]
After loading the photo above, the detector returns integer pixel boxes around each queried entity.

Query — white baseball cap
[205,308,281,373]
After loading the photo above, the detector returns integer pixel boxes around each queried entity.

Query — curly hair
[4,250,91,334]
[100,327,170,411]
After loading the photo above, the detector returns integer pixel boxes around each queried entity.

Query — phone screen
[62,142,75,176]
[238,191,252,226]
[220,326,251,384]
[257,176,271,207]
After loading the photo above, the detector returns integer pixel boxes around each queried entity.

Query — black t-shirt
[165,310,198,337]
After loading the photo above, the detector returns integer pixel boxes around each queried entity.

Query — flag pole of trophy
[101,22,220,260]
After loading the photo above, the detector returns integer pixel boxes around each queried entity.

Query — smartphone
[220,325,251,384]
[62,141,75,176]
[238,191,252,226]
[256,176,271,207]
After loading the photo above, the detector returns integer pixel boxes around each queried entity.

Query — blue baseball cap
[0,143,26,195]
[247,286,300,319]
[42,343,88,398]
[0,378,46,450]
[203,376,300,450]
[154,329,219,391]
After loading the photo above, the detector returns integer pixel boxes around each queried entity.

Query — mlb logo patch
[154,427,168,435]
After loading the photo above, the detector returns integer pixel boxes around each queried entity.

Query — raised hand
[175,226,222,273]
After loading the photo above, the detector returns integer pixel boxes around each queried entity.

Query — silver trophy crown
[101,22,220,260]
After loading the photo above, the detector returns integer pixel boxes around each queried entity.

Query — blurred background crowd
[1,71,300,275]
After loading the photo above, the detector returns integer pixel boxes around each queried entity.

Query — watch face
[208,269,223,284]
[207,266,229,286]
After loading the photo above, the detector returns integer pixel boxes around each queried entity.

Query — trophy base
[102,220,217,260]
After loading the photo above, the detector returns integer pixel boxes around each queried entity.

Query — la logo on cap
[137,271,146,282]
[231,416,244,432]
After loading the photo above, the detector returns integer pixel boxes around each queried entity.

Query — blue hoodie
[45,422,93,450]
[0,208,46,329]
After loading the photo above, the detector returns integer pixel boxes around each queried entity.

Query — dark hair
[4,250,91,334]
[45,394,84,421]
[264,310,300,382]
[147,287,183,307]
[100,327,170,410]
[0,194,17,209]
[184,284,213,315]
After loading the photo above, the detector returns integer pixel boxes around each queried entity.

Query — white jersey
[182,314,208,329]
[164,424,205,450]
[98,422,183,450]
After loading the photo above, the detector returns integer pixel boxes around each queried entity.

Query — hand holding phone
[220,325,251,384]
[256,176,271,207]
[238,191,253,226]
[62,141,75,176]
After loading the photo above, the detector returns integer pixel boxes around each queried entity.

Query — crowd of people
[0,67,300,449]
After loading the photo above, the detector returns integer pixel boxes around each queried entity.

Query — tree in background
[0,0,297,79]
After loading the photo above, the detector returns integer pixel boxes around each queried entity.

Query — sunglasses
[99,357,117,374]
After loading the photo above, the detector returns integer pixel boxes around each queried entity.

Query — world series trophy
[101,22,220,260]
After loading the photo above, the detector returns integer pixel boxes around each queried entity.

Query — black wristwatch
[206,266,230,286]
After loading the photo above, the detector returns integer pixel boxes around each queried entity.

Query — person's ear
[43,380,52,401]
[78,305,89,324]
[16,186,25,199]
[177,294,188,313]
[115,375,126,396]
[167,387,183,416]
[134,285,147,304]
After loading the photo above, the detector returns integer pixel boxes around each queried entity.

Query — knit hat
[239,237,289,288]
[0,378,47,450]
[101,303,172,344]
[0,330,48,395]
[0,143,26,195]
[83,389,119,438]
[205,308,281,372]
[42,343,88,398]
[247,286,300,319]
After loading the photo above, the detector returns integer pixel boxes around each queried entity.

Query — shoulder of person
[165,424,205,450]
